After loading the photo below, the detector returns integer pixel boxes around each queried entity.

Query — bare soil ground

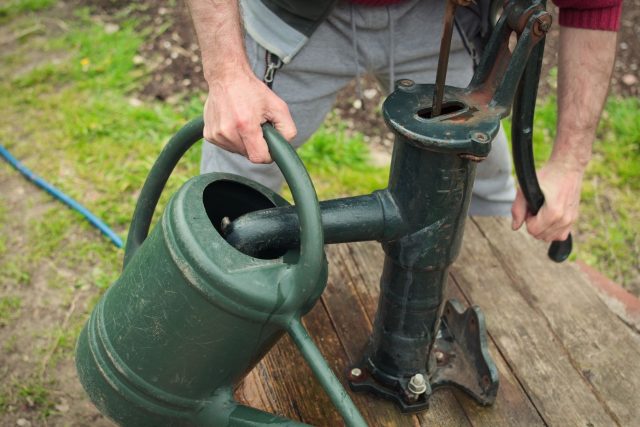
[0,6,116,424]
[0,177,114,426]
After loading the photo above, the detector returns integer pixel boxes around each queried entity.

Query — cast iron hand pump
[76,0,568,425]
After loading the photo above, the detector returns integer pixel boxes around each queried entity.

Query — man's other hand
[511,159,583,242]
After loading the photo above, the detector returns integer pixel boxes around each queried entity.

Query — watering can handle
[262,124,325,284]
[124,118,324,282]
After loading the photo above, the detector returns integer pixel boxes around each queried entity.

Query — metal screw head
[434,350,445,363]
[533,13,552,36]
[408,373,428,395]
[397,79,415,88]
[220,217,231,235]
[472,131,489,143]
[538,20,551,32]
[350,368,362,378]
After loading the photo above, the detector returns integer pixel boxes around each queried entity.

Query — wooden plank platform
[236,217,640,426]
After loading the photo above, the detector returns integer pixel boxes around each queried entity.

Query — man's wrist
[549,131,593,171]
[203,56,253,85]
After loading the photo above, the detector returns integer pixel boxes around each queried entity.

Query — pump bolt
[434,350,445,363]
[408,373,428,395]
[221,216,231,234]
[397,79,415,89]
[533,13,552,37]
[349,368,363,379]
[472,131,489,143]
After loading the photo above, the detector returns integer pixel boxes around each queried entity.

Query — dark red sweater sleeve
[553,0,623,31]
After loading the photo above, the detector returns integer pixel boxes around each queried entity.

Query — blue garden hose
[0,144,123,249]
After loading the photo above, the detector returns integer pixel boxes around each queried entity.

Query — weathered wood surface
[236,217,640,426]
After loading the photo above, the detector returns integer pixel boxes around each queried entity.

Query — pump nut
[408,373,428,396]
[533,13,552,37]
[220,216,231,235]
[348,367,364,382]
[471,131,489,143]
[397,79,415,90]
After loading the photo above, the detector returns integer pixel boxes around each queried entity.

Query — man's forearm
[185,0,296,163]
[511,23,619,240]
[552,27,617,170]
[185,0,250,83]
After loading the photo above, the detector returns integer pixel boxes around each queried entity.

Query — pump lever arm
[511,40,572,263]
[432,0,473,117]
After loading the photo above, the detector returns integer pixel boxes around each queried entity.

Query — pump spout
[223,191,403,257]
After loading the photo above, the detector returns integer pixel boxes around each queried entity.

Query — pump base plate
[348,299,499,413]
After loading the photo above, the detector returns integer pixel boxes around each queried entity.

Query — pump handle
[512,40,572,263]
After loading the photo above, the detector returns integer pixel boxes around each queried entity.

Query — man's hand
[204,70,296,163]
[511,26,617,242]
[186,0,296,163]
[511,158,583,242]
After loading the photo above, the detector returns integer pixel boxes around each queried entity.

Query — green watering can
[76,118,367,426]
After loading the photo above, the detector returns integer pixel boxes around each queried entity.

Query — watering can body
[74,121,366,426]
[76,172,327,425]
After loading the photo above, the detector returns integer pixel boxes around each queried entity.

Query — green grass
[297,127,389,199]
[0,296,22,326]
[591,98,640,187]
[17,380,54,415]
[0,0,55,20]
[576,98,639,287]
[1,8,200,244]
[0,260,32,287]
[0,201,6,257]
[3,334,19,353]
[0,8,200,420]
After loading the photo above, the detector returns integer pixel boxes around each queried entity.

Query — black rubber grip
[547,234,572,263]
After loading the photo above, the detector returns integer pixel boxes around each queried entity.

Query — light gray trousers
[201,0,516,216]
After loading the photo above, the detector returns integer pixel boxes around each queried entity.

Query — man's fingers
[511,189,528,230]
[266,98,297,142]
[536,224,571,242]
[274,120,297,142]
[526,206,553,241]
[205,132,247,157]
[526,203,573,242]
[240,126,272,164]
[203,75,294,163]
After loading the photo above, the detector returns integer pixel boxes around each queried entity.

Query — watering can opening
[202,178,289,260]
